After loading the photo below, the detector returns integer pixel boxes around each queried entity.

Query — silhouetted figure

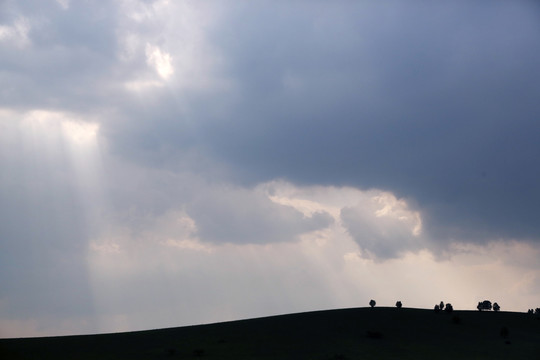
[434,304,441,313]
[369,299,376,308]
[396,301,402,308]
[445,303,453,313]
[440,301,444,310]
[493,303,500,312]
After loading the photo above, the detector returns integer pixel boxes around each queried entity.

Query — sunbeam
[0,109,108,336]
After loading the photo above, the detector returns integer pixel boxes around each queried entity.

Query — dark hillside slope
[1,307,539,359]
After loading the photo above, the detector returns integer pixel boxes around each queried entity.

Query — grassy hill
[1,307,539,359]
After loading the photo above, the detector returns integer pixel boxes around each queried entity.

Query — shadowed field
[1,307,539,359]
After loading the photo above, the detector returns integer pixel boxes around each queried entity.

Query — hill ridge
[1,307,539,359]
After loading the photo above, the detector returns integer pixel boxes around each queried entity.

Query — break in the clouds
[1,0,540,337]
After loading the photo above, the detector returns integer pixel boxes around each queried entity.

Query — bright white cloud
[117,0,228,92]
[145,44,174,79]
[0,17,31,48]
[264,181,425,259]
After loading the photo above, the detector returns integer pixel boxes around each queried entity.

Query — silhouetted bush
[369,299,376,308]
[434,305,440,313]
[493,302,500,312]
[445,303,454,313]
[395,301,402,308]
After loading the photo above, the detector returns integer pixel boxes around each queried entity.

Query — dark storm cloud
[3,1,539,246]
[42,0,537,246]
[189,1,540,243]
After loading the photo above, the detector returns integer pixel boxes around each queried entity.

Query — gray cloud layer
[196,2,540,243]
[3,0,540,245]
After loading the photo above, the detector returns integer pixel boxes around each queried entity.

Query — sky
[1,0,540,338]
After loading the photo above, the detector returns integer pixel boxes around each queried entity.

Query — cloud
[145,44,174,79]
[188,1,540,244]
[259,181,427,260]
[185,184,334,244]
[116,0,227,91]
[90,174,335,247]
[340,192,424,260]
[0,17,31,47]
[0,1,118,111]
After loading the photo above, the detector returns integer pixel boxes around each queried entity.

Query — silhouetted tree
[434,304,441,313]
[528,309,534,315]
[493,303,500,312]
[440,301,444,310]
[369,299,376,308]
[396,301,402,308]
[477,300,492,311]
[445,303,454,313]
[535,308,540,316]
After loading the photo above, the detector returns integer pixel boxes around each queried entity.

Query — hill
[1,307,539,359]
